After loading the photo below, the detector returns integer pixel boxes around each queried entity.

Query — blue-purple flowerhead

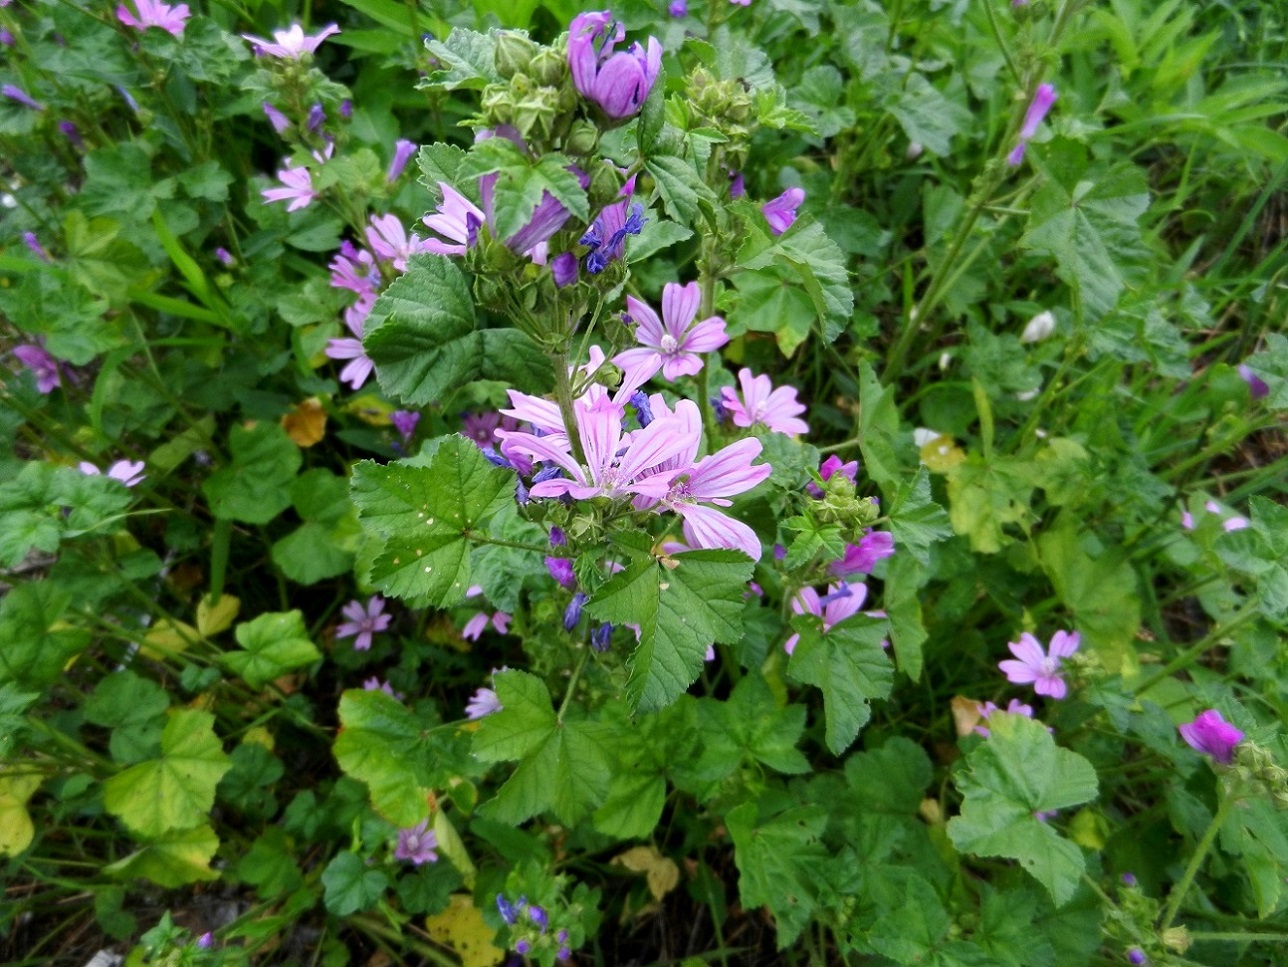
[567,11,662,119]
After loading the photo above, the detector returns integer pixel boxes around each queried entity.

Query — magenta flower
[998,630,1079,699]
[2,84,44,111]
[1007,83,1057,166]
[390,410,420,442]
[386,139,417,182]
[421,183,485,256]
[614,282,729,384]
[552,252,578,287]
[13,345,60,393]
[262,102,291,134]
[831,531,896,576]
[582,199,646,274]
[329,241,380,297]
[568,11,662,120]
[336,596,391,651]
[465,686,502,720]
[394,820,438,865]
[784,582,873,655]
[668,0,687,14]
[363,676,395,696]
[974,698,1035,737]
[365,214,429,272]
[762,187,805,235]
[262,166,316,212]
[326,315,376,390]
[720,368,809,436]
[116,0,190,36]
[806,454,859,497]
[79,460,146,488]
[242,23,340,58]
[545,556,577,589]
[1179,709,1243,765]
[1238,363,1270,400]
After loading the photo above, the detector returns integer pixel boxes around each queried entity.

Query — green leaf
[782,515,848,570]
[416,143,469,198]
[0,462,131,568]
[948,715,1098,906]
[201,423,301,524]
[235,827,304,900]
[364,254,549,405]
[423,28,500,90]
[474,671,612,826]
[225,611,320,689]
[334,689,441,827]
[0,685,38,761]
[856,363,902,493]
[694,675,811,778]
[103,824,221,888]
[322,851,390,916]
[1217,496,1288,617]
[645,154,715,226]
[791,65,857,139]
[887,466,952,565]
[84,671,169,764]
[883,553,928,681]
[844,736,933,814]
[727,267,817,357]
[737,221,852,341]
[490,154,589,241]
[1242,332,1288,410]
[1022,158,1150,319]
[351,437,515,607]
[0,583,92,692]
[727,798,830,947]
[945,454,1035,553]
[788,613,893,755]
[271,469,358,585]
[883,72,972,157]
[103,709,231,838]
[585,549,753,712]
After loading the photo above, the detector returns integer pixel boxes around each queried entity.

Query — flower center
[659,333,679,354]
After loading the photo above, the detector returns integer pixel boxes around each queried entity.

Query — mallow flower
[784,583,877,655]
[762,187,805,235]
[614,281,729,383]
[242,23,340,58]
[998,629,1079,699]
[567,11,662,119]
[720,368,809,436]
[79,460,146,487]
[116,0,190,36]
[335,596,391,651]
[13,345,60,393]
[326,315,376,390]
[261,166,316,212]
[394,820,438,865]
[1007,83,1057,166]
[1179,709,1243,764]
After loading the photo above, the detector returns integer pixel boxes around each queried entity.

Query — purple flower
[394,820,439,865]
[13,345,60,393]
[1127,949,1147,966]
[973,698,1034,737]
[79,460,146,488]
[465,686,502,720]
[306,103,326,133]
[806,454,859,497]
[262,102,291,134]
[550,527,566,547]
[58,120,84,147]
[720,368,809,436]
[564,592,588,631]
[391,410,420,442]
[326,315,376,390]
[421,183,485,256]
[669,0,688,14]
[386,139,417,182]
[22,232,50,262]
[552,251,579,287]
[762,187,805,235]
[496,895,521,925]
[196,933,213,949]
[998,630,1080,699]
[479,174,574,257]
[729,171,746,198]
[614,281,729,384]
[583,200,646,273]
[329,241,380,296]
[515,939,531,955]
[0,29,13,47]
[784,582,877,655]
[117,0,190,36]
[3,84,44,112]
[528,905,549,933]
[363,676,395,696]
[1179,709,1243,765]
[462,608,511,641]
[567,12,662,119]
[262,165,316,212]
[545,556,577,589]
[831,531,896,576]
[242,23,340,58]
[1238,363,1270,400]
[1007,83,1057,166]
[336,596,391,651]
[366,213,429,272]
[214,247,234,267]
[1121,873,1137,887]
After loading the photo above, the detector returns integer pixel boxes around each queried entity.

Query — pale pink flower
[998,630,1079,699]
[336,596,391,651]
[365,213,429,272]
[242,23,340,58]
[421,183,485,256]
[720,368,808,436]
[262,166,315,211]
[79,460,146,488]
[784,582,874,655]
[614,282,729,383]
[326,314,375,390]
[116,0,190,36]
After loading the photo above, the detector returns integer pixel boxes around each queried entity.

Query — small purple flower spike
[1238,363,1270,400]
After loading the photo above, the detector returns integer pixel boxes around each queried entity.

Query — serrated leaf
[84,671,169,763]
[351,437,515,607]
[364,254,549,406]
[225,611,320,689]
[694,675,811,778]
[0,583,92,692]
[788,613,893,755]
[948,715,1098,905]
[422,28,499,90]
[884,72,971,156]
[334,689,441,827]
[887,466,952,565]
[645,154,715,226]
[727,799,829,947]
[586,550,752,712]
[322,851,390,915]
[102,709,231,838]
[737,221,852,341]
[201,423,301,524]
[417,143,470,199]
[856,363,902,493]
[103,824,220,888]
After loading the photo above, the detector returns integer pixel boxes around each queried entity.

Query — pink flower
[326,315,376,390]
[831,531,895,576]
[262,166,315,212]
[1007,83,1057,167]
[461,610,512,640]
[567,11,662,119]
[329,241,380,297]
[998,630,1079,699]
[13,345,60,393]
[806,454,859,497]
[762,187,804,235]
[465,687,502,720]
[614,281,729,383]
[784,582,874,655]
[79,460,147,488]
[974,698,1034,737]
[394,820,438,865]
[116,0,190,36]
[365,213,429,272]
[336,596,391,651]
[421,183,485,256]
[1179,709,1243,765]
[386,139,417,183]
[720,368,808,436]
[242,23,340,58]
[363,676,395,696]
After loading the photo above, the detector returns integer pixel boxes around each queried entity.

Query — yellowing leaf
[281,397,327,447]
[424,894,504,967]
[103,824,220,888]
[611,845,680,900]
[432,811,476,890]
[196,593,240,637]
[1069,808,1109,850]
[344,394,394,426]
[921,435,966,473]
[242,727,275,751]
[951,696,985,737]
[140,618,199,658]
[0,771,41,856]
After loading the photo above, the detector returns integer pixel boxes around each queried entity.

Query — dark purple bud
[668,0,687,15]
[527,905,548,933]
[59,121,83,148]
[496,895,519,925]
[2,84,44,111]
[557,929,569,943]
[22,232,50,261]
[590,624,613,652]
[773,543,786,561]
[1121,872,1137,887]
[552,251,578,288]
[559,948,571,961]
[630,390,654,427]
[515,939,531,955]
[729,171,745,198]
[480,447,512,469]
[545,556,577,589]
[710,396,729,423]
[339,99,353,118]
[1239,363,1270,400]
[549,526,566,546]
[390,410,420,441]
[564,592,587,631]
[622,202,646,236]
[532,465,563,485]
[307,103,326,133]
[515,478,530,504]
[214,247,234,266]
[386,139,417,183]
[1127,949,1147,965]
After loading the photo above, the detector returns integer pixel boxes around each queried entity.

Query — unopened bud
[565,119,599,155]
[495,32,539,79]
[1021,310,1056,343]
[907,142,924,160]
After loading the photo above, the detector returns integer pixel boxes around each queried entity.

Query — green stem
[1189,932,1288,943]
[1159,789,1233,932]
[557,648,591,720]
[464,531,550,555]
[1132,603,1260,696]
[981,0,1022,85]
[696,243,720,446]
[553,351,587,466]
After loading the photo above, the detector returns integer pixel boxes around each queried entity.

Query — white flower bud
[906,142,924,160]
[1021,310,1056,343]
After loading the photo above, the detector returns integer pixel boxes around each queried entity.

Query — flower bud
[1021,310,1056,343]
[495,31,540,78]
[565,118,599,155]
